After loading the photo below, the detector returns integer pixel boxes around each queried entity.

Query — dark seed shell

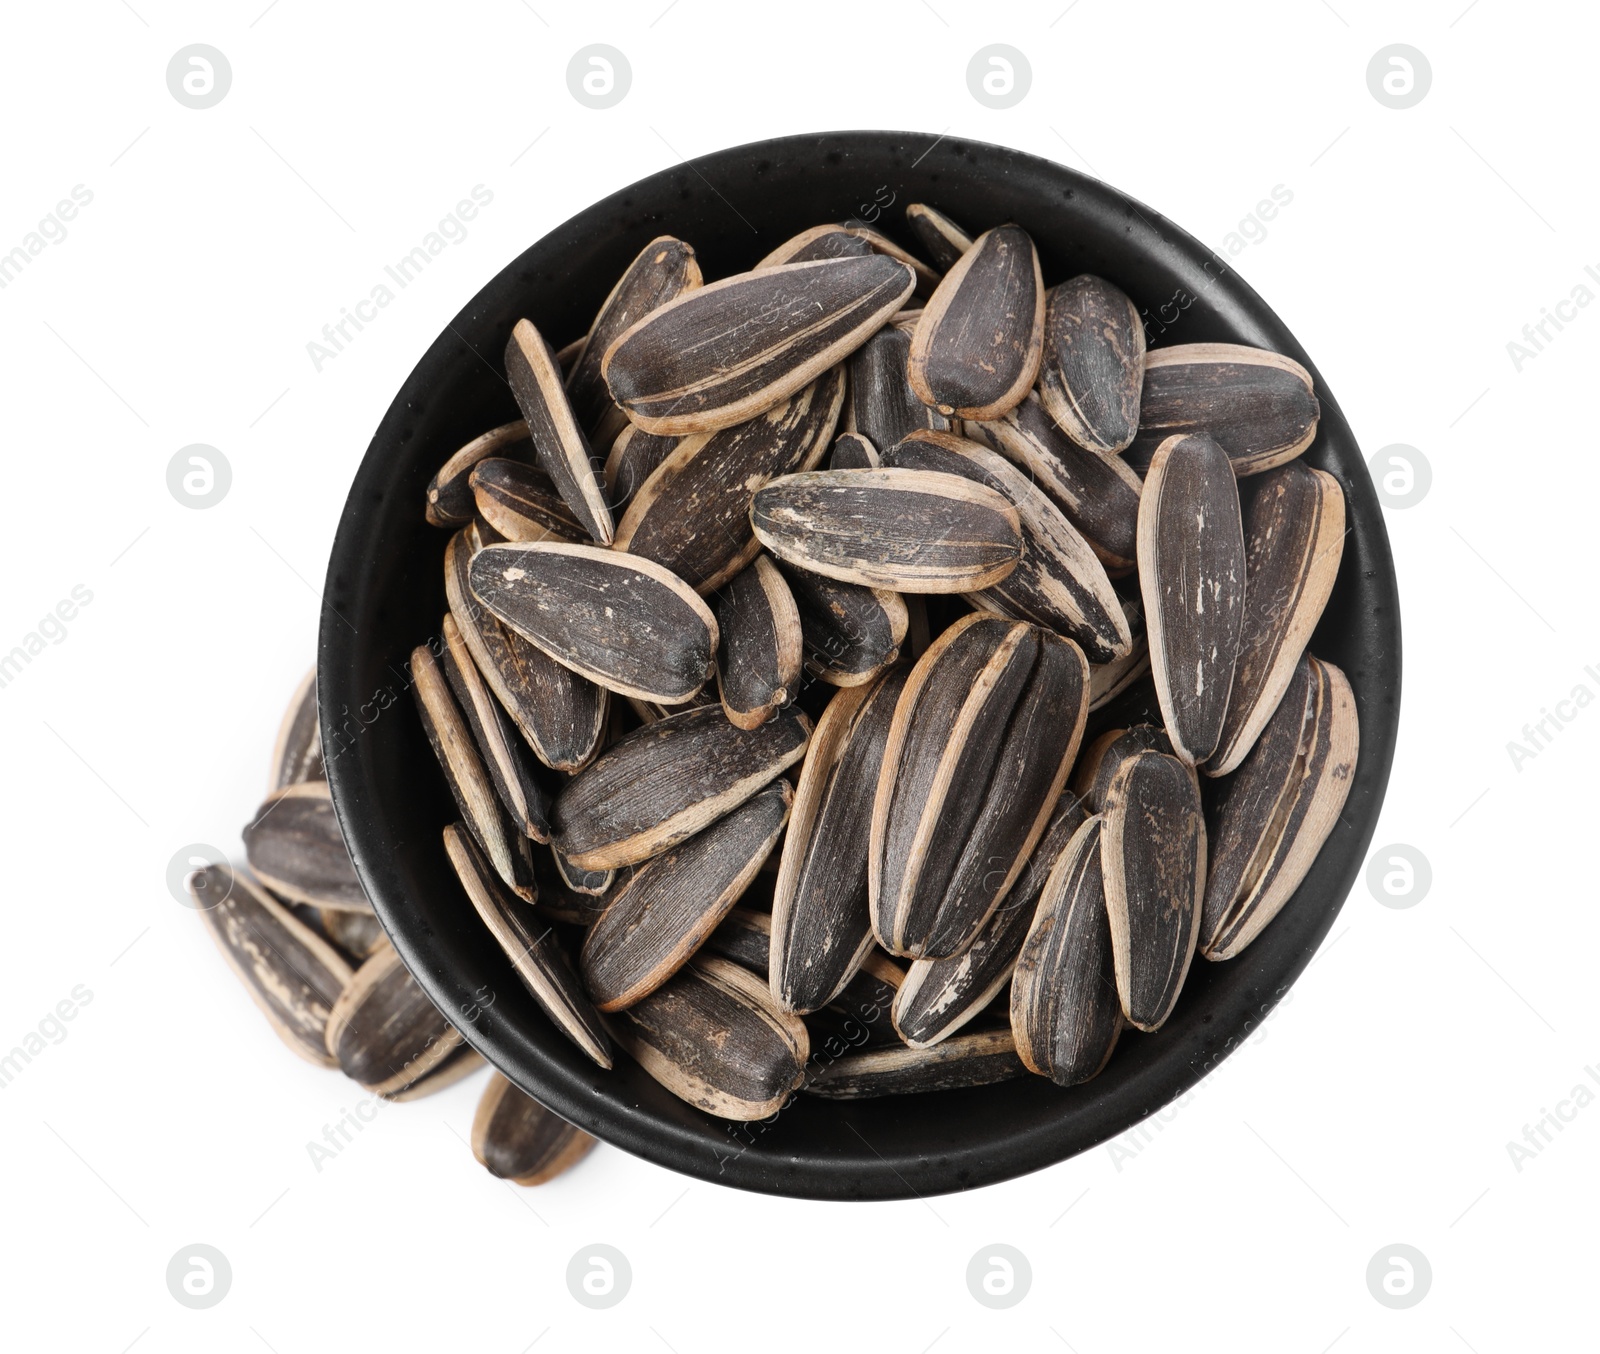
[715,557,803,730]
[314,906,388,963]
[828,432,880,471]
[603,424,679,520]
[530,846,612,926]
[704,905,773,976]
[779,562,908,688]
[905,202,974,273]
[806,951,905,1050]
[1037,275,1145,456]
[1072,724,1175,813]
[426,421,532,528]
[803,1027,1024,1099]
[471,1072,597,1185]
[325,942,463,1093]
[470,457,586,544]
[1088,594,1150,712]
[269,667,324,790]
[845,325,950,453]
[756,225,874,268]
[553,848,616,898]
[242,781,369,913]
[839,224,941,297]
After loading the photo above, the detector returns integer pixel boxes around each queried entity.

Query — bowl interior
[320,131,1400,1201]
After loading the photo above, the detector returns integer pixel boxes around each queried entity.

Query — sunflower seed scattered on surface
[242,781,370,913]
[1087,593,1150,712]
[191,862,353,1067]
[771,667,910,1013]
[838,224,941,297]
[469,541,718,705]
[1101,750,1206,1032]
[908,224,1044,420]
[1037,275,1145,457]
[602,255,916,436]
[1138,432,1247,765]
[884,431,1130,661]
[614,954,810,1120]
[845,325,950,452]
[445,530,608,772]
[426,420,532,528]
[872,613,1089,960]
[1072,724,1175,813]
[324,941,465,1094]
[603,424,679,519]
[893,792,1086,1049]
[553,703,812,871]
[756,224,875,268]
[580,780,792,1011]
[505,319,614,544]
[1207,462,1346,776]
[704,905,773,976]
[779,561,908,688]
[828,432,879,470]
[1009,815,1123,1085]
[1126,343,1321,477]
[1201,655,1358,961]
[904,202,974,273]
[470,457,585,544]
[442,824,614,1067]
[715,556,803,730]
[807,951,905,1050]
[613,367,844,594]
[269,667,323,790]
[383,1044,487,1102]
[472,1072,597,1185]
[804,1027,1025,1099]
[751,467,1023,593]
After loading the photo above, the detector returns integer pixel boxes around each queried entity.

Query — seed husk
[383,1044,487,1102]
[806,951,905,1050]
[565,235,702,449]
[325,941,464,1094]
[804,1027,1025,1099]
[624,684,719,728]
[603,424,678,519]
[445,530,608,772]
[893,792,1086,1049]
[1009,815,1123,1085]
[242,781,369,913]
[470,457,585,544]
[779,560,908,688]
[1037,275,1145,456]
[471,1072,597,1185]
[311,905,388,962]
[751,467,1023,593]
[601,254,916,436]
[871,613,1089,960]
[1101,750,1206,1032]
[904,202,974,273]
[883,431,1130,661]
[614,954,810,1120]
[969,391,1143,572]
[845,325,951,452]
[613,367,844,594]
[770,667,910,1013]
[756,224,874,268]
[469,542,718,705]
[411,642,535,901]
[190,862,353,1067]
[1207,463,1346,776]
[442,823,614,1067]
[505,319,614,544]
[704,905,773,976]
[553,703,812,870]
[1126,343,1321,477]
[1088,593,1150,711]
[1201,655,1358,960]
[580,780,793,1011]
[715,556,803,730]
[426,420,533,528]
[1072,724,1174,813]
[1138,433,1247,765]
[908,224,1044,419]
[828,432,880,470]
[839,224,941,297]
[269,667,324,791]
[553,847,617,898]
[530,846,613,926]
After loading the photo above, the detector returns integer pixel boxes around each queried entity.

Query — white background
[1,1,1594,1350]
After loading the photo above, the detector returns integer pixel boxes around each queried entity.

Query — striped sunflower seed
[324,941,464,1094]
[778,560,908,688]
[827,431,880,470]
[1072,724,1175,813]
[904,202,974,273]
[704,904,773,975]
[715,556,803,730]
[471,1072,597,1185]
[603,424,678,520]
[1037,275,1145,456]
[804,1026,1025,1099]
[426,420,532,528]
[530,846,613,926]
[1087,594,1150,711]
[470,457,585,544]
[242,780,369,913]
[839,224,941,297]
[553,847,617,898]
[844,325,950,453]
[756,224,874,268]
[268,667,323,790]
[305,905,387,963]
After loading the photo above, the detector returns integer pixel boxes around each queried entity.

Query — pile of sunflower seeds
[186,670,595,1187]
[416,203,1359,1120]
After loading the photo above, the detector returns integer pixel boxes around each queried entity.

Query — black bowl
[320,130,1400,1201]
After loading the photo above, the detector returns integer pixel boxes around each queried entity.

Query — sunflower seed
[1009,815,1123,1085]
[756,224,874,268]
[905,202,974,273]
[445,530,608,772]
[1101,750,1206,1032]
[553,847,616,898]
[1207,463,1346,776]
[269,667,323,790]
[892,792,1086,1048]
[471,1072,598,1184]
[426,420,532,528]
[908,225,1043,419]
[715,556,803,730]
[311,905,388,962]
[872,613,1089,960]
[1088,594,1150,711]
[601,255,915,435]
[705,905,773,976]
[1201,655,1358,960]
[828,432,880,470]
[771,667,910,1013]
[804,1027,1025,1099]
[613,954,810,1120]
[625,684,719,728]
[242,781,369,913]
[751,467,1022,593]
[411,642,535,901]
[838,224,941,297]
[442,823,614,1067]
[1072,724,1174,813]
[603,424,678,519]
[778,561,908,688]
[1037,275,1145,456]
[1138,432,1247,765]
[845,325,950,452]
[806,951,905,1050]
[553,703,812,870]
[580,781,792,1010]
[883,431,1130,661]
[324,941,464,1094]
[470,457,585,544]
[470,542,718,704]
[190,862,352,1067]
[1126,343,1321,477]
[613,367,844,594]
[530,846,612,926]
[505,319,614,544]
[384,1044,487,1102]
